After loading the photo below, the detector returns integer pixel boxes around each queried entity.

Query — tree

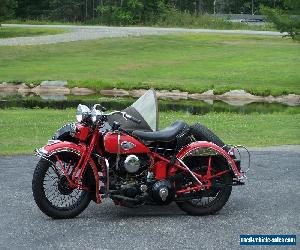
[49,0,85,22]
[0,0,17,23]
[262,0,300,40]
[15,0,50,19]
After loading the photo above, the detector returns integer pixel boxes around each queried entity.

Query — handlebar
[102,111,141,124]
[124,114,142,124]
[77,103,142,126]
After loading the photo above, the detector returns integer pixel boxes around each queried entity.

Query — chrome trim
[181,146,241,178]
[116,132,121,170]
[224,144,251,178]
[121,141,136,150]
[34,148,62,174]
[46,140,61,146]
[37,147,49,155]
[105,158,110,194]
[159,187,169,201]
[148,147,174,151]
[177,158,203,187]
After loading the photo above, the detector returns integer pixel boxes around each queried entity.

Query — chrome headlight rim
[76,104,91,122]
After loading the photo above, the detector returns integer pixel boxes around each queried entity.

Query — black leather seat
[132,120,187,142]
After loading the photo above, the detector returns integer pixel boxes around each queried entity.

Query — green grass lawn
[0,108,299,155]
[0,26,66,38]
[0,33,299,96]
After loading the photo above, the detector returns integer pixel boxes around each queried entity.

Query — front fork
[36,128,103,204]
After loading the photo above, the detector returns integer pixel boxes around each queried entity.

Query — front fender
[35,140,86,157]
[176,141,242,179]
[35,140,101,204]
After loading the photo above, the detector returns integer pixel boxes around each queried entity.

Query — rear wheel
[176,156,232,216]
[32,153,91,219]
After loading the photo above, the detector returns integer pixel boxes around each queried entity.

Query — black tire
[190,123,225,147]
[177,123,232,215]
[32,157,91,219]
[176,172,232,215]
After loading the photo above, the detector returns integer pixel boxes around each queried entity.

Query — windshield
[107,89,158,132]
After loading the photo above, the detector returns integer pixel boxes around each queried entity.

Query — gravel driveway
[0,145,299,249]
[0,24,284,46]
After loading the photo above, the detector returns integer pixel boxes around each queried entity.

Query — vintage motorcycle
[32,89,248,219]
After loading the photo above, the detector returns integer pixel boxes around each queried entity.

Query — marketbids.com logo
[240,235,296,246]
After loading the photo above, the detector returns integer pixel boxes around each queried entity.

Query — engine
[108,154,149,193]
[109,154,175,206]
[117,154,149,176]
[123,155,141,173]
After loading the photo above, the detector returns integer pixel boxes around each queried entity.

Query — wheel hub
[58,176,73,195]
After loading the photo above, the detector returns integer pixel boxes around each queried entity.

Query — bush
[261,1,300,40]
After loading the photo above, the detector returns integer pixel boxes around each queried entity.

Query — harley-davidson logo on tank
[121,141,136,150]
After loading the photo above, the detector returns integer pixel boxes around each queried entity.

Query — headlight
[91,107,103,123]
[76,104,91,122]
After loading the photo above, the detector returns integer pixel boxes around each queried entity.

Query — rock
[32,85,70,95]
[275,94,300,106]
[71,87,95,95]
[156,89,188,100]
[264,95,276,103]
[100,88,130,97]
[200,89,214,97]
[217,90,264,106]
[0,82,19,93]
[17,83,31,94]
[220,89,261,100]
[129,89,147,98]
[188,90,215,100]
[40,80,68,87]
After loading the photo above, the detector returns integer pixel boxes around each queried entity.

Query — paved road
[0,146,299,250]
[1,24,285,46]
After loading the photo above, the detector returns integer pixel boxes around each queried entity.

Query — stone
[32,85,70,95]
[100,88,130,96]
[17,83,31,94]
[0,82,19,93]
[129,89,147,97]
[220,89,260,100]
[156,89,188,100]
[71,87,95,95]
[188,90,215,100]
[275,94,300,106]
[40,80,68,87]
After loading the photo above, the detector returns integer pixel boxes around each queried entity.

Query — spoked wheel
[176,157,232,216]
[32,152,91,219]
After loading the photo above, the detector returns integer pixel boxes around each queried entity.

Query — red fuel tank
[104,132,150,154]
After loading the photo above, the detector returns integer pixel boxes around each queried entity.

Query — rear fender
[35,140,101,204]
[176,141,242,179]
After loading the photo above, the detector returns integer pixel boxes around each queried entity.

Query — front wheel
[32,154,91,219]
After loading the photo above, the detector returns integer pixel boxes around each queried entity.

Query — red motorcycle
[32,90,248,219]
